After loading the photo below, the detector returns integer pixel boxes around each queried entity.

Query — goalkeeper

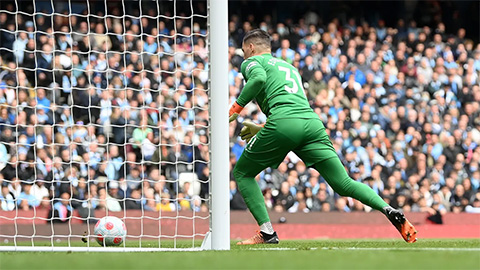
[229,29,417,245]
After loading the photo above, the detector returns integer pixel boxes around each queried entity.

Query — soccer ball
[94,216,127,246]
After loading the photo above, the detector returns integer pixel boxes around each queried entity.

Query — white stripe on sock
[260,222,274,234]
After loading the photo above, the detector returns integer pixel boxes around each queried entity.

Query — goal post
[0,0,230,251]
[208,0,230,251]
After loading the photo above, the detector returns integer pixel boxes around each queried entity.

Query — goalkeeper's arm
[229,63,266,122]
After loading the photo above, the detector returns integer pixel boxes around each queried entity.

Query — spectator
[13,32,28,64]
[17,181,40,210]
[275,182,295,212]
[50,192,72,223]
[275,39,295,63]
[307,70,327,100]
[158,192,176,212]
[0,185,15,211]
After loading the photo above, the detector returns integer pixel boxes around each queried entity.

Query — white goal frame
[207,0,230,251]
[0,0,230,252]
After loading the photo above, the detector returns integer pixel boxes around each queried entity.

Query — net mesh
[0,0,210,249]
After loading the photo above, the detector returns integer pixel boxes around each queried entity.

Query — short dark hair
[243,29,271,48]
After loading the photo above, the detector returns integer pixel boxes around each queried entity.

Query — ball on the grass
[94,216,127,246]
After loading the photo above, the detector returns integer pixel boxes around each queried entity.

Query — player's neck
[251,50,271,57]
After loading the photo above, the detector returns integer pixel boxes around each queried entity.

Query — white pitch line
[0,246,204,252]
[342,247,480,252]
[249,247,305,251]
[249,247,480,252]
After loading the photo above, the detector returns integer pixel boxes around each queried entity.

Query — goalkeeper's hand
[240,120,263,142]
[229,101,243,122]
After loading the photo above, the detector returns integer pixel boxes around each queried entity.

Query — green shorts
[235,118,338,178]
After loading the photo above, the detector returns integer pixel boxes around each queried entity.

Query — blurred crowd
[0,2,479,223]
[0,2,210,219]
[226,14,480,217]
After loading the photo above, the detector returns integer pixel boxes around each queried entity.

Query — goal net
[0,0,230,251]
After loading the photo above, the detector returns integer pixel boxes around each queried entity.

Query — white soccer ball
[94,216,127,246]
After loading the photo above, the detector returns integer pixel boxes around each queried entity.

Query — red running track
[1,210,479,240]
[231,224,480,240]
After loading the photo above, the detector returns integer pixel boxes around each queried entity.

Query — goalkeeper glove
[229,101,244,122]
[240,120,263,142]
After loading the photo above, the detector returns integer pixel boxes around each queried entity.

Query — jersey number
[278,66,304,94]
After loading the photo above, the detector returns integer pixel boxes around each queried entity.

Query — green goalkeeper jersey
[238,53,318,120]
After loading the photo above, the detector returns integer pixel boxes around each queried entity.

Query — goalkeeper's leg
[313,157,389,211]
[232,120,297,245]
[295,120,417,243]
[233,156,271,226]
[233,155,280,245]
[313,157,417,243]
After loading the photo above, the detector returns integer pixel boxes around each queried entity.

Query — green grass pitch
[1,239,479,269]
